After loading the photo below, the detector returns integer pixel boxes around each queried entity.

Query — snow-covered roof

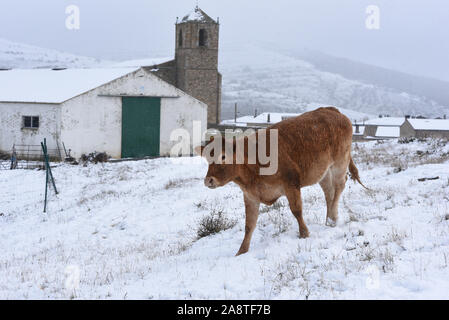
[112,57,172,68]
[221,112,300,126]
[376,126,400,138]
[181,7,217,24]
[408,119,449,131]
[0,68,139,103]
[364,117,406,126]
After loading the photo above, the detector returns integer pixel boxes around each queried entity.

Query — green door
[122,97,161,158]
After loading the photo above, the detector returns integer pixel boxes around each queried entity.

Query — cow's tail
[349,157,370,190]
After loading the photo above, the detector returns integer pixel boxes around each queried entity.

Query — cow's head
[195,136,239,189]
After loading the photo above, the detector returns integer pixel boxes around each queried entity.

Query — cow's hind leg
[326,164,348,226]
[285,187,309,238]
[319,169,336,227]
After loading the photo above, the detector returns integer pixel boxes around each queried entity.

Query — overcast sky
[0,0,448,81]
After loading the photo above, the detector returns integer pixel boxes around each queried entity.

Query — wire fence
[0,144,62,170]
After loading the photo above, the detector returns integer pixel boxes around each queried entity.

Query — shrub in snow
[197,208,237,239]
[80,152,109,165]
[398,137,415,144]
[164,179,183,190]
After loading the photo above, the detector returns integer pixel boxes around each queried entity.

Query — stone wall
[174,21,221,125]
[149,60,176,87]
[399,121,416,138]
[415,130,449,139]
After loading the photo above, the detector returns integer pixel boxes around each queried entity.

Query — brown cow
[195,107,366,256]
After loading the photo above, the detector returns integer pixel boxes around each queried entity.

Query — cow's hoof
[326,217,337,227]
[299,229,310,238]
[235,248,248,256]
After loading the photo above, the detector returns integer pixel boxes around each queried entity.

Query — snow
[1,139,449,299]
[219,43,449,120]
[0,68,139,103]
[0,38,107,69]
[2,37,449,119]
[181,7,214,23]
[363,117,406,126]
[353,125,365,135]
[222,108,373,127]
[112,57,172,68]
[376,126,400,138]
[183,10,205,22]
[408,119,449,131]
[221,112,300,126]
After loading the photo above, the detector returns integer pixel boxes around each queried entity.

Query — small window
[178,30,183,48]
[199,29,208,47]
[23,116,39,129]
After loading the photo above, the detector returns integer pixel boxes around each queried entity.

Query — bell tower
[175,6,222,124]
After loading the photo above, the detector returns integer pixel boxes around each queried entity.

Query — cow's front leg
[236,194,260,256]
[286,187,309,238]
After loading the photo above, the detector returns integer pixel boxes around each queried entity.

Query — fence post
[41,138,58,213]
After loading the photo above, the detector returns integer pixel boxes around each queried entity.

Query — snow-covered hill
[2,38,448,121]
[0,38,105,69]
[1,139,449,299]
[220,44,449,120]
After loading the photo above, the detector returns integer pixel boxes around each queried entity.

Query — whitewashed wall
[60,91,122,158]
[61,68,207,158]
[160,94,207,156]
[0,102,60,155]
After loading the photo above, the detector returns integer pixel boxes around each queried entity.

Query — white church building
[0,67,207,159]
[0,6,226,160]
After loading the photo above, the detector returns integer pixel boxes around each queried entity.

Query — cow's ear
[194,145,205,156]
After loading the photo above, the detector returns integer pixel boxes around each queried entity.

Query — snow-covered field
[1,139,449,299]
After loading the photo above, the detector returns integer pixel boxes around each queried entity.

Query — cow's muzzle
[204,176,219,189]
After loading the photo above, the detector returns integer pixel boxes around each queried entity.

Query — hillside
[0,38,105,69]
[1,139,449,299]
[1,38,448,121]
[290,47,449,108]
[219,44,449,121]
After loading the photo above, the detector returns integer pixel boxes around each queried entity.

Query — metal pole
[234,103,237,123]
[41,138,59,213]
[44,139,58,194]
[42,143,48,213]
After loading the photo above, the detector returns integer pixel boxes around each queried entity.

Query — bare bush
[260,199,286,213]
[269,258,312,299]
[353,139,449,170]
[197,208,237,239]
[164,177,200,190]
[80,152,109,165]
[380,248,395,273]
[268,210,291,237]
[164,179,183,190]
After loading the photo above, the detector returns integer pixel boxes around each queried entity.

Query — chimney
[267,113,271,123]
